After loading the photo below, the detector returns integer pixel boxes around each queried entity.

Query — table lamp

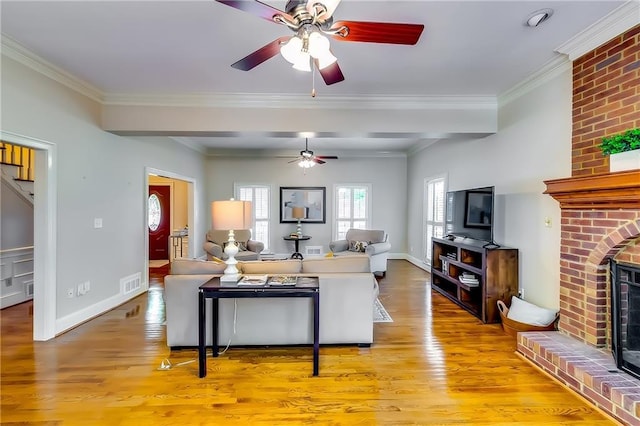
[211,199,252,283]
[292,206,305,237]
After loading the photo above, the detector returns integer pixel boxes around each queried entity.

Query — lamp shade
[292,206,305,219]
[211,199,252,230]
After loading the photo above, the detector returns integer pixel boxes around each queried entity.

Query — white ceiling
[0,0,632,156]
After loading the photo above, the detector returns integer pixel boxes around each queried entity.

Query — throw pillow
[507,296,558,326]
[349,240,369,252]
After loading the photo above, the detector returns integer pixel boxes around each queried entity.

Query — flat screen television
[445,186,495,243]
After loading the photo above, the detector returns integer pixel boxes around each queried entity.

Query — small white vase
[609,149,640,172]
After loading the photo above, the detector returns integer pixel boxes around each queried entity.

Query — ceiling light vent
[525,9,553,27]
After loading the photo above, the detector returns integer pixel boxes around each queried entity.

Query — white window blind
[424,176,445,265]
[236,184,270,251]
[334,184,371,240]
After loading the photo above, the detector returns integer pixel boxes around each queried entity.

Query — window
[334,184,371,240]
[424,176,446,265]
[148,194,161,231]
[235,184,271,251]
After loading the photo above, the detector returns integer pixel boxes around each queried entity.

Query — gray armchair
[203,229,264,261]
[329,228,391,276]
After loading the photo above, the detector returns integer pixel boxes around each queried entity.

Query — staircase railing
[0,140,35,200]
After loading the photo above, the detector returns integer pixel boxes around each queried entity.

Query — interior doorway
[0,130,57,341]
[144,168,195,282]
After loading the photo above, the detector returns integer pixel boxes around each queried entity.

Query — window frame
[234,183,272,252]
[423,174,446,266]
[332,183,372,241]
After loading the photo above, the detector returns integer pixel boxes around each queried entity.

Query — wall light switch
[94,218,103,228]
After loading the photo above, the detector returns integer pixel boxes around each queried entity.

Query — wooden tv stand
[430,237,518,323]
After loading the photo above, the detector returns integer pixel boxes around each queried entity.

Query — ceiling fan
[215,0,424,85]
[288,138,338,168]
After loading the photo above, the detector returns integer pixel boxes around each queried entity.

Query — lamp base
[221,231,240,286]
[220,273,240,286]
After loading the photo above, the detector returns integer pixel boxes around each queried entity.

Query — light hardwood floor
[1,260,615,425]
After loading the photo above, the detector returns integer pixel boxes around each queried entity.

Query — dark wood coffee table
[198,276,320,378]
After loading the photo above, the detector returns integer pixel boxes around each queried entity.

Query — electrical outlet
[67,288,74,298]
[544,217,552,228]
[519,289,525,299]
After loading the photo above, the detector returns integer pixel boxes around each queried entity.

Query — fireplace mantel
[544,170,640,209]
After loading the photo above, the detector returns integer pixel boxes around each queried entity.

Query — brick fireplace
[517,24,640,425]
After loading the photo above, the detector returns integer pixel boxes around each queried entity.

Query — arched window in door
[148,193,161,231]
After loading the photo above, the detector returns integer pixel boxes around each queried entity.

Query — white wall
[407,68,573,309]
[1,179,34,249]
[1,56,208,328]
[205,155,407,256]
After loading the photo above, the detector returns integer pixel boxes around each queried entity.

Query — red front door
[148,185,170,260]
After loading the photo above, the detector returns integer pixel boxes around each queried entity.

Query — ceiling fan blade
[215,0,293,24]
[231,37,290,71]
[288,158,300,163]
[313,158,327,164]
[316,156,338,160]
[317,61,345,85]
[330,21,424,45]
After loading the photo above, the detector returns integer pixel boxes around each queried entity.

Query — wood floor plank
[1,260,616,425]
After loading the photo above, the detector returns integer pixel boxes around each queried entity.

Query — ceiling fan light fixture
[298,158,316,168]
[292,52,312,71]
[280,36,304,64]
[308,32,329,56]
[316,50,337,69]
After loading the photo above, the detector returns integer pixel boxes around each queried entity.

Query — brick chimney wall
[571,25,640,177]
[558,24,640,347]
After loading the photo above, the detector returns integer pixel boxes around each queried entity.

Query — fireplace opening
[610,260,640,381]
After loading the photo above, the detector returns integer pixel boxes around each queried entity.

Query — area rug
[149,259,170,268]
[373,298,393,323]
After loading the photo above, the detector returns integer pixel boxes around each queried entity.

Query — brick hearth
[518,332,640,425]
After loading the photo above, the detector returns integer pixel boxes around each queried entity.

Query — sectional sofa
[164,255,379,348]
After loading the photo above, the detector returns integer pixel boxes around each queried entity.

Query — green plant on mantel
[599,128,640,156]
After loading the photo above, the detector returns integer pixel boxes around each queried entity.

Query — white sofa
[164,256,379,348]
[329,228,391,276]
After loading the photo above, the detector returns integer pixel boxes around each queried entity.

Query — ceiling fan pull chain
[311,68,317,97]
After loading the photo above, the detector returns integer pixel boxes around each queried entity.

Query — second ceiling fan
[215,0,424,85]
[288,138,337,168]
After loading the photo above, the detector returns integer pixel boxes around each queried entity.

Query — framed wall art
[280,187,326,223]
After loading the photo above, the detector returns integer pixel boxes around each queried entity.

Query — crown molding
[1,34,104,103]
[498,56,571,107]
[103,92,497,111]
[1,33,495,111]
[555,1,640,61]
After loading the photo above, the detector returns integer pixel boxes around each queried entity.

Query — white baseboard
[55,286,146,336]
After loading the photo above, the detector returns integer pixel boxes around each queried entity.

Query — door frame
[0,130,57,341]
[144,167,196,285]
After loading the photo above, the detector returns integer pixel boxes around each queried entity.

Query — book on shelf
[268,275,297,286]
[238,274,268,286]
[459,272,479,285]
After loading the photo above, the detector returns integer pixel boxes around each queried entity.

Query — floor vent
[121,273,141,295]
[306,246,323,255]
